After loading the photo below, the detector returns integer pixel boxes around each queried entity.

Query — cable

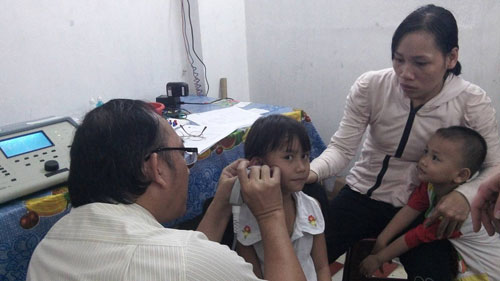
[181,1,202,96]
[231,206,240,250]
[181,0,210,96]
[181,97,234,105]
[186,0,209,96]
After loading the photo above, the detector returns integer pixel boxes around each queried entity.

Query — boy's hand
[425,191,468,238]
[359,255,383,278]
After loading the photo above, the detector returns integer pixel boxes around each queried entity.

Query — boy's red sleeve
[407,182,430,212]
[404,222,462,249]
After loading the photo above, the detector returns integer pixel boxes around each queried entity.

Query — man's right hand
[237,160,307,281]
[472,172,500,235]
[237,160,283,220]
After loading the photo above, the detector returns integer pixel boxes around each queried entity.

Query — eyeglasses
[176,124,207,140]
[145,147,199,166]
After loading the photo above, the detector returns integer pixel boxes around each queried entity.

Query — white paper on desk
[187,106,263,128]
[175,124,240,154]
[234,102,251,108]
[182,107,264,153]
[247,108,269,115]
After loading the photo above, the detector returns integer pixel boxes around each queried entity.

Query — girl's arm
[236,242,263,278]
[311,233,331,281]
[373,205,421,254]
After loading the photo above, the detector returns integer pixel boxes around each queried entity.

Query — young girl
[236,114,331,281]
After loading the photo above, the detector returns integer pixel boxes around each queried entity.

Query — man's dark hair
[435,126,487,177]
[244,114,311,160]
[69,99,170,207]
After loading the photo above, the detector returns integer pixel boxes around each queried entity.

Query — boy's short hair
[244,114,311,160]
[435,126,487,176]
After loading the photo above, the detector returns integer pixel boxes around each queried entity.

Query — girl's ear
[249,157,263,166]
[454,167,471,185]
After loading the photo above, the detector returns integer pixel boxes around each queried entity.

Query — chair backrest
[342,238,408,281]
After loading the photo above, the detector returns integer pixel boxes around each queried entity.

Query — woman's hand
[425,191,469,238]
[306,170,319,184]
[472,173,500,235]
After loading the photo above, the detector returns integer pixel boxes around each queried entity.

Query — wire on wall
[181,0,210,96]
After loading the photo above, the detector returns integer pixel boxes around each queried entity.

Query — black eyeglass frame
[144,147,198,161]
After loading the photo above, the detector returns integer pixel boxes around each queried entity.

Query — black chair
[342,238,408,281]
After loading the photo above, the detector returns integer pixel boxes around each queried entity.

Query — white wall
[0,0,189,124]
[244,0,500,149]
[197,0,250,101]
[2,0,499,146]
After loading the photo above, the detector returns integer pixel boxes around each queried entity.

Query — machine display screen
[0,131,54,158]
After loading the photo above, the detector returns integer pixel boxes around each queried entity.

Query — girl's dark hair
[435,126,487,176]
[244,114,311,160]
[69,99,169,207]
[391,4,461,78]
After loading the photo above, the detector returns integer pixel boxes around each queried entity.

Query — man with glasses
[27,99,307,281]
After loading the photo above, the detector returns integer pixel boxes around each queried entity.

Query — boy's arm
[311,233,331,281]
[236,242,263,278]
[360,235,410,277]
[373,205,421,254]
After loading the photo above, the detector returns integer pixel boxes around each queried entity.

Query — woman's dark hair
[69,99,169,207]
[435,126,487,176]
[391,4,461,77]
[244,114,311,160]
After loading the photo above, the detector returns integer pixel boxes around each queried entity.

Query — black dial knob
[44,160,59,172]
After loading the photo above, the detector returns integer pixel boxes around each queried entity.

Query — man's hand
[306,170,318,184]
[425,191,468,238]
[237,160,283,220]
[472,173,500,235]
[212,158,244,208]
[197,159,244,242]
[237,161,306,281]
